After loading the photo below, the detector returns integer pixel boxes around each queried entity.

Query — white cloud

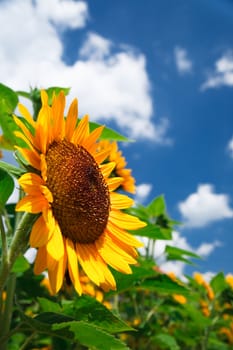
[227,136,233,158]
[0,0,169,142]
[174,46,192,74]
[134,183,153,204]
[79,32,112,60]
[178,184,233,228]
[24,248,37,264]
[198,271,216,283]
[201,52,233,90]
[196,241,222,258]
[160,261,186,280]
[7,178,19,204]
[159,232,220,279]
[139,231,220,280]
[36,0,88,29]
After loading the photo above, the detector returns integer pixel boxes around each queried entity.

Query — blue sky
[1,0,233,279]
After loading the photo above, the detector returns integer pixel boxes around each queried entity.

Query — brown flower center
[45,139,110,244]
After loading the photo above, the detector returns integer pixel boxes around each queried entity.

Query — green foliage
[39,295,133,334]
[128,195,179,242]
[11,255,30,274]
[152,333,180,350]
[0,160,25,178]
[210,272,228,295]
[0,83,19,149]
[0,169,14,209]
[165,246,200,265]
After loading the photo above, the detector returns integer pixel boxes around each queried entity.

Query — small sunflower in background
[14,90,145,295]
[97,140,136,194]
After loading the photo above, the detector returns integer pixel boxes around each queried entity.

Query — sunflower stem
[0,273,16,350]
[0,212,37,349]
[0,212,8,268]
[0,212,37,294]
[8,212,37,269]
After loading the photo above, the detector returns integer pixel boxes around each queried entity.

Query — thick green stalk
[0,212,37,294]
[0,213,8,269]
[0,274,16,350]
[0,212,37,349]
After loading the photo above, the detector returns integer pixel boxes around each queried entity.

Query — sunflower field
[0,83,233,350]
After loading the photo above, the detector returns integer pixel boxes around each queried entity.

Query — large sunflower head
[14,90,146,295]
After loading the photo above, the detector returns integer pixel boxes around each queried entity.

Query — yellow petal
[40,154,47,182]
[40,185,53,203]
[106,220,143,248]
[41,90,48,106]
[46,223,64,261]
[82,125,104,154]
[76,243,104,286]
[51,91,65,140]
[95,235,133,274]
[66,239,82,295]
[72,115,89,145]
[94,149,110,164]
[109,209,146,230]
[106,177,123,191]
[48,249,67,294]
[65,98,78,141]
[110,192,134,209]
[99,162,116,178]
[18,103,36,127]
[106,229,138,258]
[15,147,41,170]
[34,246,47,275]
[14,131,33,149]
[16,195,48,213]
[13,116,34,146]
[30,215,52,247]
[35,107,51,154]
[101,232,137,263]
[18,172,44,192]
[94,254,116,291]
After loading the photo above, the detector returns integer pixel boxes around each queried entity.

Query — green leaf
[110,261,157,294]
[0,83,18,113]
[130,223,172,240]
[183,304,211,327]
[89,121,131,142]
[0,160,25,178]
[0,83,19,149]
[0,168,14,208]
[37,296,133,335]
[210,272,228,295]
[26,312,129,350]
[46,86,70,104]
[16,90,32,99]
[165,246,200,264]
[11,255,30,274]
[152,333,180,350]
[139,274,189,295]
[207,335,230,350]
[166,246,200,258]
[127,204,150,222]
[53,321,129,350]
[147,195,166,216]
[38,297,62,313]
[62,295,133,333]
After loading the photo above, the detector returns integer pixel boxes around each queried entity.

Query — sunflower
[97,140,136,194]
[14,90,145,295]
